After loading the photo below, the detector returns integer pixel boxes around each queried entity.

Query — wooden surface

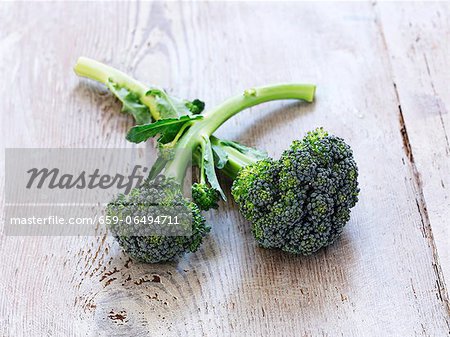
[1,2,449,336]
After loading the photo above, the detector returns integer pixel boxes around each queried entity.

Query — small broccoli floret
[231,128,359,255]
[231,158,280,218]
[107,178,209,263]
[192,183,220,211]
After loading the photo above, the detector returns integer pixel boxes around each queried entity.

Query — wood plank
[0,2,449,336]
[377,1,450,305]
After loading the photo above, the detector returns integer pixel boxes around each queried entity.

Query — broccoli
[219,128,359,255]
[106,177,209,263]
[74,57,316,262]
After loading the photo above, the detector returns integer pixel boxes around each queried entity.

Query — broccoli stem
[163,84,316,181]
[74,57,161,119]
[201,84,315,135]
[198,139,208,185]
[74,57,316,183]
[210,136,258,180]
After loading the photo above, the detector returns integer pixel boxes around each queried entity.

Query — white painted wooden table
[0,2,449,336]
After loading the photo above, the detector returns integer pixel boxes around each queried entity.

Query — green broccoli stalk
[74,57,315,206]
[74,57,317,262]
[149,83,316,196]
[74,57,206,124]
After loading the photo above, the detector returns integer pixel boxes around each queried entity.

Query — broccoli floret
[192,183,220,211]
[107,178,209,263]
[230,128,359,255]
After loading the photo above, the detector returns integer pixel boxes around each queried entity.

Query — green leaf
[219,139,268,161]
[146,88,189,119]
[106,80,152,125]
[145,88,206,119]
[126,115,203,144]
[211,143,229,169]
[203,139,226,200]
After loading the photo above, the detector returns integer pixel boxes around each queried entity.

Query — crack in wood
[393,81,450,317]
[374,3,450,326]
[397,96,415,164]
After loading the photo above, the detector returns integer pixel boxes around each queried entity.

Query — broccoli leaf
[106,80,152,125]
[203,139,226,200]
[126,115,203,144]
[211,138,266,172]
[145,89,188,118]
[146,88,206,119]
[219,139,268,161]
[211,143,229,169]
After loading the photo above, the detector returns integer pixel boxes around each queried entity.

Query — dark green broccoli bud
[107,178,209,263]
[231,128,359,255]
[192,183,220,211]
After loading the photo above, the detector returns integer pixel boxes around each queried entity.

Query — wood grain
[0,2,449,337]
[377,1,450,298]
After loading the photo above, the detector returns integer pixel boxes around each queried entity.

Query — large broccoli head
[106,178,210,263]
[231,128,359,255]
